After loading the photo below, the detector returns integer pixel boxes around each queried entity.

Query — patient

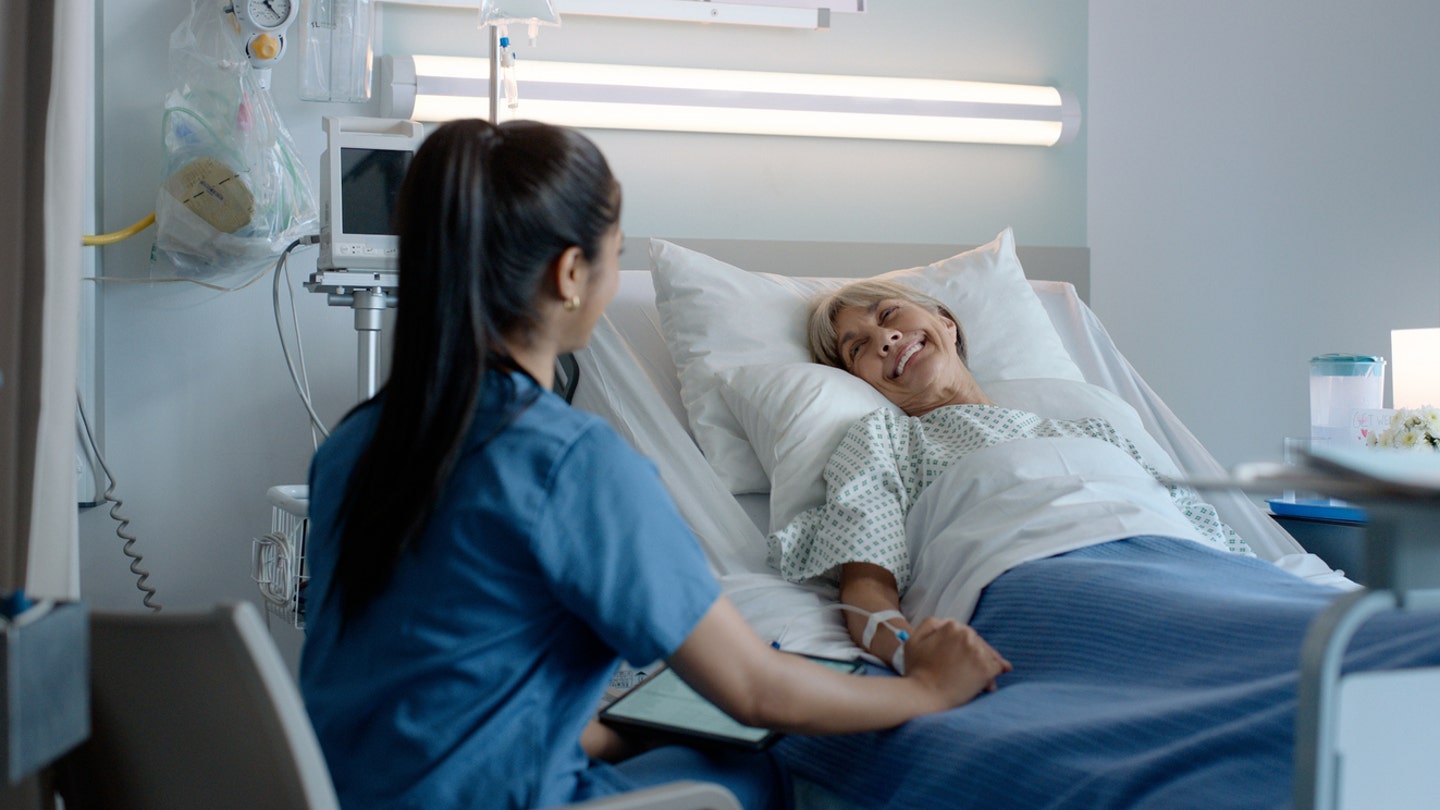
[771,279,1250,669]
[298,120,1009,810]
[764,279,1440,808]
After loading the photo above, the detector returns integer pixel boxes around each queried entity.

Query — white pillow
[719,362,896,531]
[719,369,1174,533]
[651,227,1084,494]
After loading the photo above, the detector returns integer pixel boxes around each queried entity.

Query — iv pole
[489,26,502,124]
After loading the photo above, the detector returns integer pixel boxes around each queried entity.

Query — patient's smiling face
[834,299,989,416]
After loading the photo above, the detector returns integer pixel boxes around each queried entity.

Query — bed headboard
[620,237,1091,303]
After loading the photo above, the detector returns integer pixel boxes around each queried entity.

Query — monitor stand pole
[350,287,389,401]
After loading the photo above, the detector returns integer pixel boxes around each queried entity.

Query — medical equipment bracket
[306,269,399,401]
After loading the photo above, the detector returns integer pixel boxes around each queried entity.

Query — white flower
[1374,408,1440,451]
[1423,407,1440,436]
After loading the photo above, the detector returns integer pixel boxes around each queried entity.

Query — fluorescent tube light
[381,54,1081,146]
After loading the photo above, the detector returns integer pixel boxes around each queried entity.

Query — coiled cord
[76,390,161,611]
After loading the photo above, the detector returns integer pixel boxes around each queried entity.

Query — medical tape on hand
[890,644,906,675]
[861,609,907,650]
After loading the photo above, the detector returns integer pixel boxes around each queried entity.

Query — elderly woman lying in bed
[764,279,1440,808]
[770,278,1250,672]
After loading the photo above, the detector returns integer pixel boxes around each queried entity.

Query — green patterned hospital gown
[768,405,1250,592]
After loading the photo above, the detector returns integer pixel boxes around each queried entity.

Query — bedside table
[1271,512,1368,585]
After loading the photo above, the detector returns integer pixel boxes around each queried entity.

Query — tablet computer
[598,654,864,751]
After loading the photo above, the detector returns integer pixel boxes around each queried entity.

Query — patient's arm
[839,561,913,669]
[668,595,1010,736]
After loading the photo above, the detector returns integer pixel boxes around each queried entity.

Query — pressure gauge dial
[234,0,297,33]
[230,0,298,90]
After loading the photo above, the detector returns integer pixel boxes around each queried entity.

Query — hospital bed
[572,229,1440,809]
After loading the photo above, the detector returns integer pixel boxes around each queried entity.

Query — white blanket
[902,436,1214,625]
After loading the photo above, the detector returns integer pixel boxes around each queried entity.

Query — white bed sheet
[572,271,1349,661]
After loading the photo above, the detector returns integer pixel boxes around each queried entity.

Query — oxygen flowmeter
[230,0,299,89]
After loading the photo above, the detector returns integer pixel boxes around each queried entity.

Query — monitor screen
[339,147,410,236]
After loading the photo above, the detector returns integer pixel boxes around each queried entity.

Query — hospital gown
[769,404,1250,592]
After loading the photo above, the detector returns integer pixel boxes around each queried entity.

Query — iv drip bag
[479,0,560,43]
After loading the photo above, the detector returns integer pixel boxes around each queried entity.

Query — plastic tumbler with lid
[1309,354,1385,444]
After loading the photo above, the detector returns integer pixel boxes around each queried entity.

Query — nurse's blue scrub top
[300,370,721,809]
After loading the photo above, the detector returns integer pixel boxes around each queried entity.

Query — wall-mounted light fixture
[379,54,1081,146]
[377,0,854,30]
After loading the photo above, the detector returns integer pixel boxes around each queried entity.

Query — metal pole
[488,26,500,123]
[352,288,388,400]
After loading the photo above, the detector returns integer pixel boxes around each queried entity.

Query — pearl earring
[563,295,581,311]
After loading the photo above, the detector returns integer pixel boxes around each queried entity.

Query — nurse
[298,118,1010,810]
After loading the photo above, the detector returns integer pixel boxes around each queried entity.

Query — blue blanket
[773,537,1440,809]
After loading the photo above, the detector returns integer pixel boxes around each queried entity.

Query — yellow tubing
[83,212,156,246]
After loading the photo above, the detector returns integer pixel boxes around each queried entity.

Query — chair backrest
[68,602,338,810]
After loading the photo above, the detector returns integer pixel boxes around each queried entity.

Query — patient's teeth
[895,342,922,376]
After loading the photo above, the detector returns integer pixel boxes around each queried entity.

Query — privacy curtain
[0,0,87,601]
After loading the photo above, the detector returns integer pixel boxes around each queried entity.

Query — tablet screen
[598,654,863,750]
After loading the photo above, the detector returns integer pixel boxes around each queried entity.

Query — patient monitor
[315,116,425,278]
[308,116,426,399]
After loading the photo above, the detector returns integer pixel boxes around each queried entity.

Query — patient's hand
[903,617,1012,707]
[581,717,649,763]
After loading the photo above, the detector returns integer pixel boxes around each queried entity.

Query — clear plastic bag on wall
[153,0,318,283]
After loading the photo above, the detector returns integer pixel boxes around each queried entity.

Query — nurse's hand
[902,617,1012,707]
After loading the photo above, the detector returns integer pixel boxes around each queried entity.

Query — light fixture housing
[376,0,853,30]
[380,54,1081,146]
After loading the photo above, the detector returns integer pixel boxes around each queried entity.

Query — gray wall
[81,0,1088,639]
[1088,0,1440,468]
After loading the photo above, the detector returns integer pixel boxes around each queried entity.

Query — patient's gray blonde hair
[807,279,968,369]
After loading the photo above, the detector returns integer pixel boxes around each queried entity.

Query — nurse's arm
[581,717,641,762]
[667,595,1009,735]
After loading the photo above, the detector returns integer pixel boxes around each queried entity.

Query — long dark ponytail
[330,119,620,625]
